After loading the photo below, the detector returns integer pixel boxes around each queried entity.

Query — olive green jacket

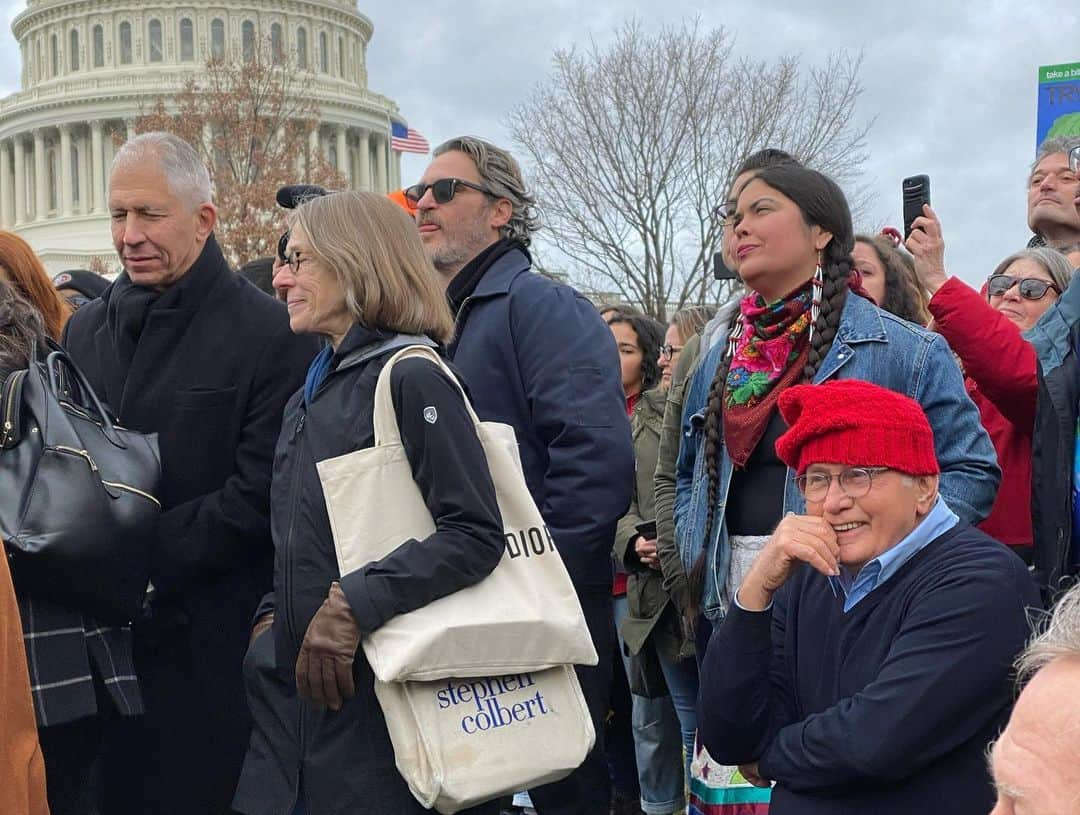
[652,332,702,658]
[614,388,685,658]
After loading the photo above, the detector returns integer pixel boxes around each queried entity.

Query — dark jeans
[529,590,615,815]
[39,714,104,815]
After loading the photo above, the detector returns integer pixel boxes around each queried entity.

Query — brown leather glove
[249,613,274,646]
[295,582,360,711]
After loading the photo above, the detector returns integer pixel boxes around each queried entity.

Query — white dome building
[0,0,406,272]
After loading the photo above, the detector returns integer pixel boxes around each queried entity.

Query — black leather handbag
[0,341,161,623]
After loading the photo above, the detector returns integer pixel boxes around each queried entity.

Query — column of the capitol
[336,124,351,188]
[90,120,104,213]
[357,129,370,191]
[0,140,11,228]
[13,136,25,226]
[33,129,45,221]
[59,124,73,218]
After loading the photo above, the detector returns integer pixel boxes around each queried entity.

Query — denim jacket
[673,292,1000,620]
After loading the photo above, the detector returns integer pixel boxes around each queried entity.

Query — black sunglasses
[987,275,1061,301]
[404,178,496,205]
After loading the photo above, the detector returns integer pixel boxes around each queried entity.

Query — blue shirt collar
[828,496,959,612]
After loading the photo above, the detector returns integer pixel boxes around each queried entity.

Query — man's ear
[914,474,939,514]
[489,198,512,232]
[195,202,218,242]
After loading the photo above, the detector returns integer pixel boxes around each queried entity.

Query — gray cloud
[2,0,1077,286]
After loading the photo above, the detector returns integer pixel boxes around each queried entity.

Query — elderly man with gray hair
[989,582,1080,814]
[63,132,318,815]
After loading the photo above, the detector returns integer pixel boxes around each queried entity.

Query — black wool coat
[62,235,319,815]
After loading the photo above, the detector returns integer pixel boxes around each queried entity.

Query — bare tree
[508,19,872,321]
[136,42,343,268]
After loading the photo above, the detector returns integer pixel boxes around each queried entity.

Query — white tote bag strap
[371,344,483,446]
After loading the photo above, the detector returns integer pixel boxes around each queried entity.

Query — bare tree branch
[508,19,873,321]
[136,40,344,268]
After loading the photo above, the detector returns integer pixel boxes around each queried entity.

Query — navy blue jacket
[447,247,634,592]
[698,524,1040,815]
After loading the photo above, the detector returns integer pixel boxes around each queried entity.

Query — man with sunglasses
[409,137,634,815]
[698,378,1039,815]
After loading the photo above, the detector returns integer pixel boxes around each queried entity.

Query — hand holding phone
[902,175,931,240]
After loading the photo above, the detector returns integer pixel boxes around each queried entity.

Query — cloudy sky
[2,0,1076,287]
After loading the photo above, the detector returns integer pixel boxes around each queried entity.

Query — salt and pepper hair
[1017,582,1080,684]
[990,247,1075,296]
[433,136,540,246]
[1030,135,1080,173]
[111,132,213,210]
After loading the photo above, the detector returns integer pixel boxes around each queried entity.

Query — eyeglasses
[1070,145,1080,174]
[277,231,289,264]
[285,250,310,274]
[711,200,736,226]
[660,343,683,361]
[986,275,1061,301]
[404,178,495,205]
[794,467,890,502]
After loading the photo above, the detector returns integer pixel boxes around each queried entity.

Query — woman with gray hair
[907,206,1074,561]
[233,191,505,815]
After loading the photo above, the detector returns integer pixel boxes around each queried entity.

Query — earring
[809,256,824,345]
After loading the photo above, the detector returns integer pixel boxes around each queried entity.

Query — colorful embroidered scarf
[723,284,812,468]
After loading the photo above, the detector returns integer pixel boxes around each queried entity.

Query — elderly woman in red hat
[697,379,1041,815]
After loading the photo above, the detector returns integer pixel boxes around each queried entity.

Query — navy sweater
[698,524,1040,815]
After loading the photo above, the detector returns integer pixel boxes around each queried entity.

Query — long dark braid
[804,251,851,381]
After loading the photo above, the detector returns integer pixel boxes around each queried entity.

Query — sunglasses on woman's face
[403,178,495,205]
[986,274,1061,301]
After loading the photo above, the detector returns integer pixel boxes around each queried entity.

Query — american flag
[391,122,430,154]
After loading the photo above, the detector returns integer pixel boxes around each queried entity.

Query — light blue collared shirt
[829,496,960,613]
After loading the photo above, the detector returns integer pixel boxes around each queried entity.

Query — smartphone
[902,175,931,240]
[712,251,738,281]
[635,520,657,540]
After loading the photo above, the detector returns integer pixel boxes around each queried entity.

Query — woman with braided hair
[673,164,999,657]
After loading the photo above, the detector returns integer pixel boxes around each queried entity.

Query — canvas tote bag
[316,344,597,682]
[374,665,595,814]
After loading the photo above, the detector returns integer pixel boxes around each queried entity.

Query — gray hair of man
[989,246,1076,294]
[1031,135,1080,173]
[433,136,540,246]
[111,132,213,210]
[1016,581,1080,684]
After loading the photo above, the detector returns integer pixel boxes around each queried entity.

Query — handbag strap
[1,368,27,448]
[371,345,482,446]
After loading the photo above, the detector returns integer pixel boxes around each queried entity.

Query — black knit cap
[52,269,110,299]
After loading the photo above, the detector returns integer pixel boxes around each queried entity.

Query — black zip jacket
[1027,272,1080,601]
[233,325,504,815]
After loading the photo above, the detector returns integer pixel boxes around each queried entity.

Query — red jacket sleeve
[927,277,1037,429]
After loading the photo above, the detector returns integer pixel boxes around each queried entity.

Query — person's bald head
[990,583,1080,814]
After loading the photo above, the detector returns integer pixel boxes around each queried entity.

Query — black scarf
[104,236,222,370]
[105,275,162,371]
[446,238,523,315]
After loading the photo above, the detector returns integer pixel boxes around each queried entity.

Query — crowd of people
[0,129,1079,815]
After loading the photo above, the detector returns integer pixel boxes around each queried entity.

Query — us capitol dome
[0,0,406,272]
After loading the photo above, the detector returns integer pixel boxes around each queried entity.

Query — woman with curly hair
[674,165,999,804]
[852,232,931,325]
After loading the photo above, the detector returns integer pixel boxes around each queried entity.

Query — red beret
[775,380,939,477]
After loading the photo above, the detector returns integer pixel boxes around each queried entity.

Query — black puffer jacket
[233,325,505,815]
